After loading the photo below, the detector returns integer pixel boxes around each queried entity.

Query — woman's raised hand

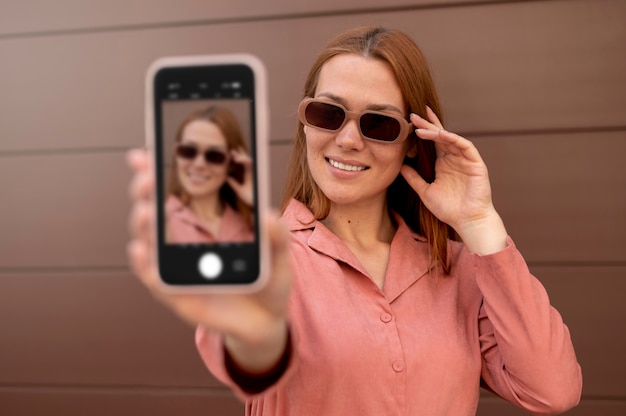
[400,108,508,255]
[126,148,292,372]
[227,147,254,207]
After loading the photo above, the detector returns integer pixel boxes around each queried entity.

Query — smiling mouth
[327,158,368,172]
[187,171,210,182]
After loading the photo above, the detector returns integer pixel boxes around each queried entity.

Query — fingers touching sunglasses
[176,144,228,165]
[298,97,413,143]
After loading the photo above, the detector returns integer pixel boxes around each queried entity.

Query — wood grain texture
[2,131,623,269]
[0,271,220,387]
[474,130,626,263]
[0,388,242,416]
[0,152,131,269]
[1,267,624,408]
[478,395,626,416]
[0,0,624,152]
[0,0,502,36]
[1,0,624,413]
[535,266,626,398]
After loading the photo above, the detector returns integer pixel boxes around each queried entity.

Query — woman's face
[305,54,412,208]
[176,119,230,200]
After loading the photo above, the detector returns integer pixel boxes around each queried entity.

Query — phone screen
[151,62,262,286]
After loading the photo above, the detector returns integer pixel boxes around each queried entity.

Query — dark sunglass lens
[205,150,227,165]
[176,145,198,159]
[360,113,401,142]
[305,102,345,130]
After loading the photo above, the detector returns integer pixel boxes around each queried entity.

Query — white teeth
[189,173,209,181]
[328,158,367,172]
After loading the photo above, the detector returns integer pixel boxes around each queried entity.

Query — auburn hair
[167,105,252,227]
[281,26,458,274]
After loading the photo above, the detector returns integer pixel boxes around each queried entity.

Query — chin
[322,190,364,206]
[183,186,216,199]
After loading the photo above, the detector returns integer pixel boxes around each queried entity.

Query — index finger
[416,128,484,163]
[230,147,252,165]
[409,106,444,131]
[127,149,155,201]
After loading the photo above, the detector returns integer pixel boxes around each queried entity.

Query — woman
[165,105,254,243]
[128,26,581,415]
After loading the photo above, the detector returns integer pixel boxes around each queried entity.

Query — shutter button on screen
[198,252,223,279]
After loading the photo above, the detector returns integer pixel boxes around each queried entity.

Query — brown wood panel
[478,395,626,416]
[0,0,624,152]
[1,393,624,416]
[0,271,221,387]
[0,388,242,416]
[0,0,622,412]
[0,0,500,36]
[0,152,131,269]
[269,142,294,207]
[474,130,626,263]
[534,266,626,398]
[2,130,623,270]
[476,266,626,412]
[0,142,292,269]
[0,267,623,402]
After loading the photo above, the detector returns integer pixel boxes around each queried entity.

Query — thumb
[265,211,291,279]
[259,211,293,302]
[400,164,429,198]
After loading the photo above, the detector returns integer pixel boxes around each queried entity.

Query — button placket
[392,360,405,372]
[380,312,393,323]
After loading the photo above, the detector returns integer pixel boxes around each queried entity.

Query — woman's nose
[334,118,365,151]
[192,153,207,167]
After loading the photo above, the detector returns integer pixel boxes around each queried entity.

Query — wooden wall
[1,0,625,414]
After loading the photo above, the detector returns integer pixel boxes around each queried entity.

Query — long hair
[281,26,457,274]
[167,105,252,227]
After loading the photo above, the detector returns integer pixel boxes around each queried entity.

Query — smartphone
[145,54,269,290]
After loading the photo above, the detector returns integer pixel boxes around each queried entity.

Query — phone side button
[198,252,223,279]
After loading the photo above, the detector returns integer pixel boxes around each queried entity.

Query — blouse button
[392,360,405,372]
[380,312,393,323]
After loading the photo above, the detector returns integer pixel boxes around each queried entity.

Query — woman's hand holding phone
[126,148,293,373]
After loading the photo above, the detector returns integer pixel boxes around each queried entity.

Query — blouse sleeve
[194,324,298,401]
[474,237,582,414]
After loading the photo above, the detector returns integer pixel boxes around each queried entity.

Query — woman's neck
[322,199,396,247]
[322,197,396,289]
[189,193,224,222]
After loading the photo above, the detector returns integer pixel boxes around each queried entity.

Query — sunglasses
[176,144,228,165]
[298,97,413,143]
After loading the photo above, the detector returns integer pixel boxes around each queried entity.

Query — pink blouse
[196,199,582,415]
[165,196,253,244]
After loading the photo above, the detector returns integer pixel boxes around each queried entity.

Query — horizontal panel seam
[0,382,233,396]
[463,125,626,139]
[480,394,626,402]
[0,267,131,275]
[1,262,626,276]
[0,0,547,40]
[529,261,626,268]
[2,124,626,157]
[0,383,624,402]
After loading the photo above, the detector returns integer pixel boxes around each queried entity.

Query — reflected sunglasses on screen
[176,144,228,165]
[298,97,413,143]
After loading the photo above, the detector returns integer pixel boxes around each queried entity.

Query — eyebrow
[316,92,405,115]
[180,137,200,145]
[180,138,227,150]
